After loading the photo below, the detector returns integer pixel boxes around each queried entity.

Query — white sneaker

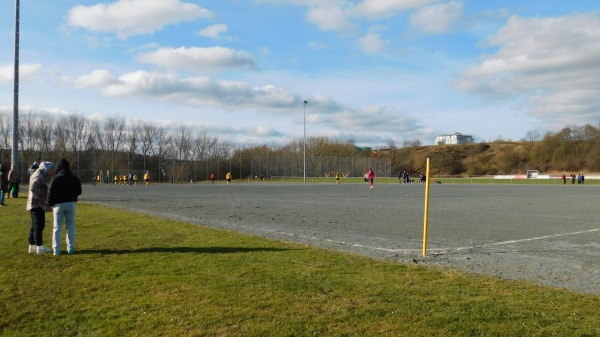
[28,244,36,253]
[36,245,52,254]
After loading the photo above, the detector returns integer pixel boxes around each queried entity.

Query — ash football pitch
[82,182,600,294]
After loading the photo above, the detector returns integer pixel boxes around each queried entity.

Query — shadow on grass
[75,247,293,255]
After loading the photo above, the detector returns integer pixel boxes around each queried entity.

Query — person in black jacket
[48,159,82,256]
[0,164,8,206]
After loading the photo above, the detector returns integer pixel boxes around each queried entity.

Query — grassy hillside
[389,141,593,177]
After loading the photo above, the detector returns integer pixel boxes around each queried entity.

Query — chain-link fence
[249,155,391,180]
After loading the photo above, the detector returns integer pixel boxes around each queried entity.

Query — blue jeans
[0,190,4,204]
[52,202,77,254]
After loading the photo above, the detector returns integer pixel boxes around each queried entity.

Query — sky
[1,0,599,148]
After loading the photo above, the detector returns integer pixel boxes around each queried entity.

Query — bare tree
[173,126,192,162]
[18,110,40,167]
[53,118,70,157]
[523,129,541,145]
[126,120,142,172]
[0,110,11,151]
[153,126,171,181]
[37,114,54,161]
[402,139,422,148]
[191,130,220,181]
[62,114,89,173]
[97,116,126,174]
[173,126,192,180]
[139,122,158,172]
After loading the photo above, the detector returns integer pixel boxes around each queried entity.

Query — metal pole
[11,0,20,171]
[303,100,307,183]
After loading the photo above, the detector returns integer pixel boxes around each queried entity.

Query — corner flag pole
[422,158,431,256]
[12,0,20,171]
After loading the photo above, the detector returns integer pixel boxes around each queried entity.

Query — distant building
[435,132,474,145]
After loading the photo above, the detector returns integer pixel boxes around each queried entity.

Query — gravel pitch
[82,182,600,294]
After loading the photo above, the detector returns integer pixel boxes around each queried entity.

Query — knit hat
[39,162,55,176]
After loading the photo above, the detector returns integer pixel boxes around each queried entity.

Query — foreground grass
[1,198,598,336]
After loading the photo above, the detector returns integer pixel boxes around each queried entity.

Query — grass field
[1,197,599,336]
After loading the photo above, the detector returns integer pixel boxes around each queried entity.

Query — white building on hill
[435,132,474,145]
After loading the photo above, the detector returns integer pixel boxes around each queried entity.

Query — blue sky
[1,0,599,147]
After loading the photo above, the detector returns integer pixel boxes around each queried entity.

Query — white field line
[239,225,437,254]
[452,228,600,252]
[240,224,600,256]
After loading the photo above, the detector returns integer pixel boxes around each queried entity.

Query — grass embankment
[1,198,598,336]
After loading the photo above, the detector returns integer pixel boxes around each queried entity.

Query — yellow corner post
[422,158,431,257]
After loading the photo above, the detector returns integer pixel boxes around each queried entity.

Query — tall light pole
[303,100,307,183]
[12,0,20,172]
[77,124,83,177]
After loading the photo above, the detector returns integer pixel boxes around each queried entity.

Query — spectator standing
[0,164,8,206]
[8,165,21,198]
[26,162,55,253]
[48,159,82,256]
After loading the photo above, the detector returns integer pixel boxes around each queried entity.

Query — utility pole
[12,0,20,171]
[303,100,307,183]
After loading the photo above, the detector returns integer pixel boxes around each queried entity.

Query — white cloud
[410,1,463,33]
[304,0,438,34]
[197,24,228,39]
[306,5,358,33]
[0,64,42,83]
[74,69,117,89]
[135,47,256,73]
[73,69,305,112]
[455,14,600,124]
[317,105,422,133]
[359,27,389,53]
[348,0,438,20]
[67,0,214,39]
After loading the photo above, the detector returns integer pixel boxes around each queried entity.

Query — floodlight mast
[303,100,307,183]
[12,0,20,171]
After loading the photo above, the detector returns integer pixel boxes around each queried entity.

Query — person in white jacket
[26,162,55,254]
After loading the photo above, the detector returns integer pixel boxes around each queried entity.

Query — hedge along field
[1,198,599,336]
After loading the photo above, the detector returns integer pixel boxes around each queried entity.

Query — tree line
[2,110,599,181]
[0,110,375,182]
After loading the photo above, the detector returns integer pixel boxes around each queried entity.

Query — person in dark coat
[0,164,8,206]
[48,159,82,256]
[8,165,21,198]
